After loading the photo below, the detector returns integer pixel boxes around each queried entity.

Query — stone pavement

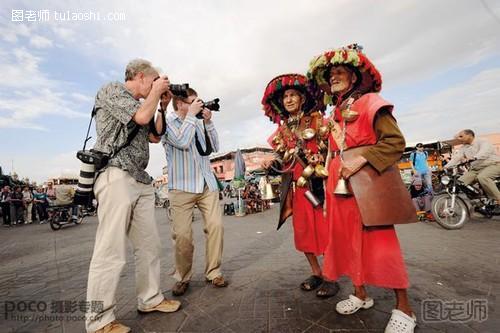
[0,204,498,333]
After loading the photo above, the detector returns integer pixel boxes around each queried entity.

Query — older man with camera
[161,87,227,297]
[85,59,180,333]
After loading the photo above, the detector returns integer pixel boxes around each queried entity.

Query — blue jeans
[417,171,433,194]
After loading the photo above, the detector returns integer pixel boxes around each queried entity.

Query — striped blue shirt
[162,112,220,193]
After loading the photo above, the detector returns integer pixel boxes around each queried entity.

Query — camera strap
[82,106,140,158]
[194,123,213,156]
[148,110,167,137]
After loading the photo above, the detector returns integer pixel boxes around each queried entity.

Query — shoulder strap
[194,122,213,156]
[84,106,140,158]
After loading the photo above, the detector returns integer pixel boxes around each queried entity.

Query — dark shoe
[172,281,189,296]
[316,281,340,298]
[300,275,323,291]
[207,276,228,288]
[138,299,181,313]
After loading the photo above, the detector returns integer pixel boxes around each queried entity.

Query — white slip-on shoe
[335,294,375,315]
[384,309,417,333]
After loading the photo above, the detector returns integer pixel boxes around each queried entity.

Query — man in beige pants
[85,59,180,333]
[162,88,227,296]
[446,129,500,214]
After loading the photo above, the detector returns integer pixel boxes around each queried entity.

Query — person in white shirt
[445,129,500,208]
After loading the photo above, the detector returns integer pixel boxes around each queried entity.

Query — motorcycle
[431,162,500,230]
[47,205,86,231]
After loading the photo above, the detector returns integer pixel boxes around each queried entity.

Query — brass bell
[283,148,295,163]
[314,164,329,178]
[318,126,330,138]
[296,176,308,187]
[301,128,316,140]
[318,140,328,152]
[275,144,286,153]
[334,177,353,196]
[301,164,315,178]
[262,183,276,200]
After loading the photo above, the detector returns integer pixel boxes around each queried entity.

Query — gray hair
[124,59,159,81]
[462,129,475,137]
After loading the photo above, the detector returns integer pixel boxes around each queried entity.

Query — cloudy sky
[1,0,499,183]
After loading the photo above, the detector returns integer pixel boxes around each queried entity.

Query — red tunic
[268,119,329,256]
[323,93,409,289]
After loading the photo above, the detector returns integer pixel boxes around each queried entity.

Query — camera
[73,149,109,205]
[196,98,221,119]
[153,77,190,98]
[169,83,190,98]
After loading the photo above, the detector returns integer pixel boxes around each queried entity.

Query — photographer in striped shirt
[162,87,227,296]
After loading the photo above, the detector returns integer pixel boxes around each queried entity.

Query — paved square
[0,205,498,332]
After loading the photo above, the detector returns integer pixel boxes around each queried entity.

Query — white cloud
[398,67,500,142]
[0,48,88,129]
[29,35,53,48]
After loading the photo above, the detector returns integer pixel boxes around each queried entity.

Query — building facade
[210,146,275,181]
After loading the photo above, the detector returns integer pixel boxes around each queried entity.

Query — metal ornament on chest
[333,97,357,196]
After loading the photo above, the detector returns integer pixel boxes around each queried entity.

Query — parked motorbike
[431,162,500,230]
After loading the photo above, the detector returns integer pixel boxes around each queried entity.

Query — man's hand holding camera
[188,98,205,118]
[152,75,170,98]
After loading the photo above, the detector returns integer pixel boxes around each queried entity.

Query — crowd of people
[0,180,86,227]
[1,184,52,226]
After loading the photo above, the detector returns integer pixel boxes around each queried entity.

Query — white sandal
[384,309,417,333]
[335,294,374,315]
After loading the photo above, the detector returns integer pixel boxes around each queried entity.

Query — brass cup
[341,109,359,122]
[296,176,308,187]
[301,128,316,140]
[301,165,315,178]
[314,164,329,178]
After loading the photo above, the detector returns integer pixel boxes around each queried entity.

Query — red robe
[323,93,409,289]
[268,115,329,256]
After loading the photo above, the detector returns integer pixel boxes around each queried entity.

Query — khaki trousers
[85,167,164,332]
[169,187,223,282]
[460,163,500,201]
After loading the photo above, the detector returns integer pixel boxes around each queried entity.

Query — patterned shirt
[162,112,219,193]
[93,82,152,184]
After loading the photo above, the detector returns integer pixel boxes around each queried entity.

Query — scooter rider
[445,129,500,214]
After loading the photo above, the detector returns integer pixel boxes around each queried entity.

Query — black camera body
[169,83,189,98]
[153,77,190,98]
[76,149,109,171]
[196,98,220,119]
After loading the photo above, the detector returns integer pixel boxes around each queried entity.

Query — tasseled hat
[307,44,382,106]
[261,73,321,124]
